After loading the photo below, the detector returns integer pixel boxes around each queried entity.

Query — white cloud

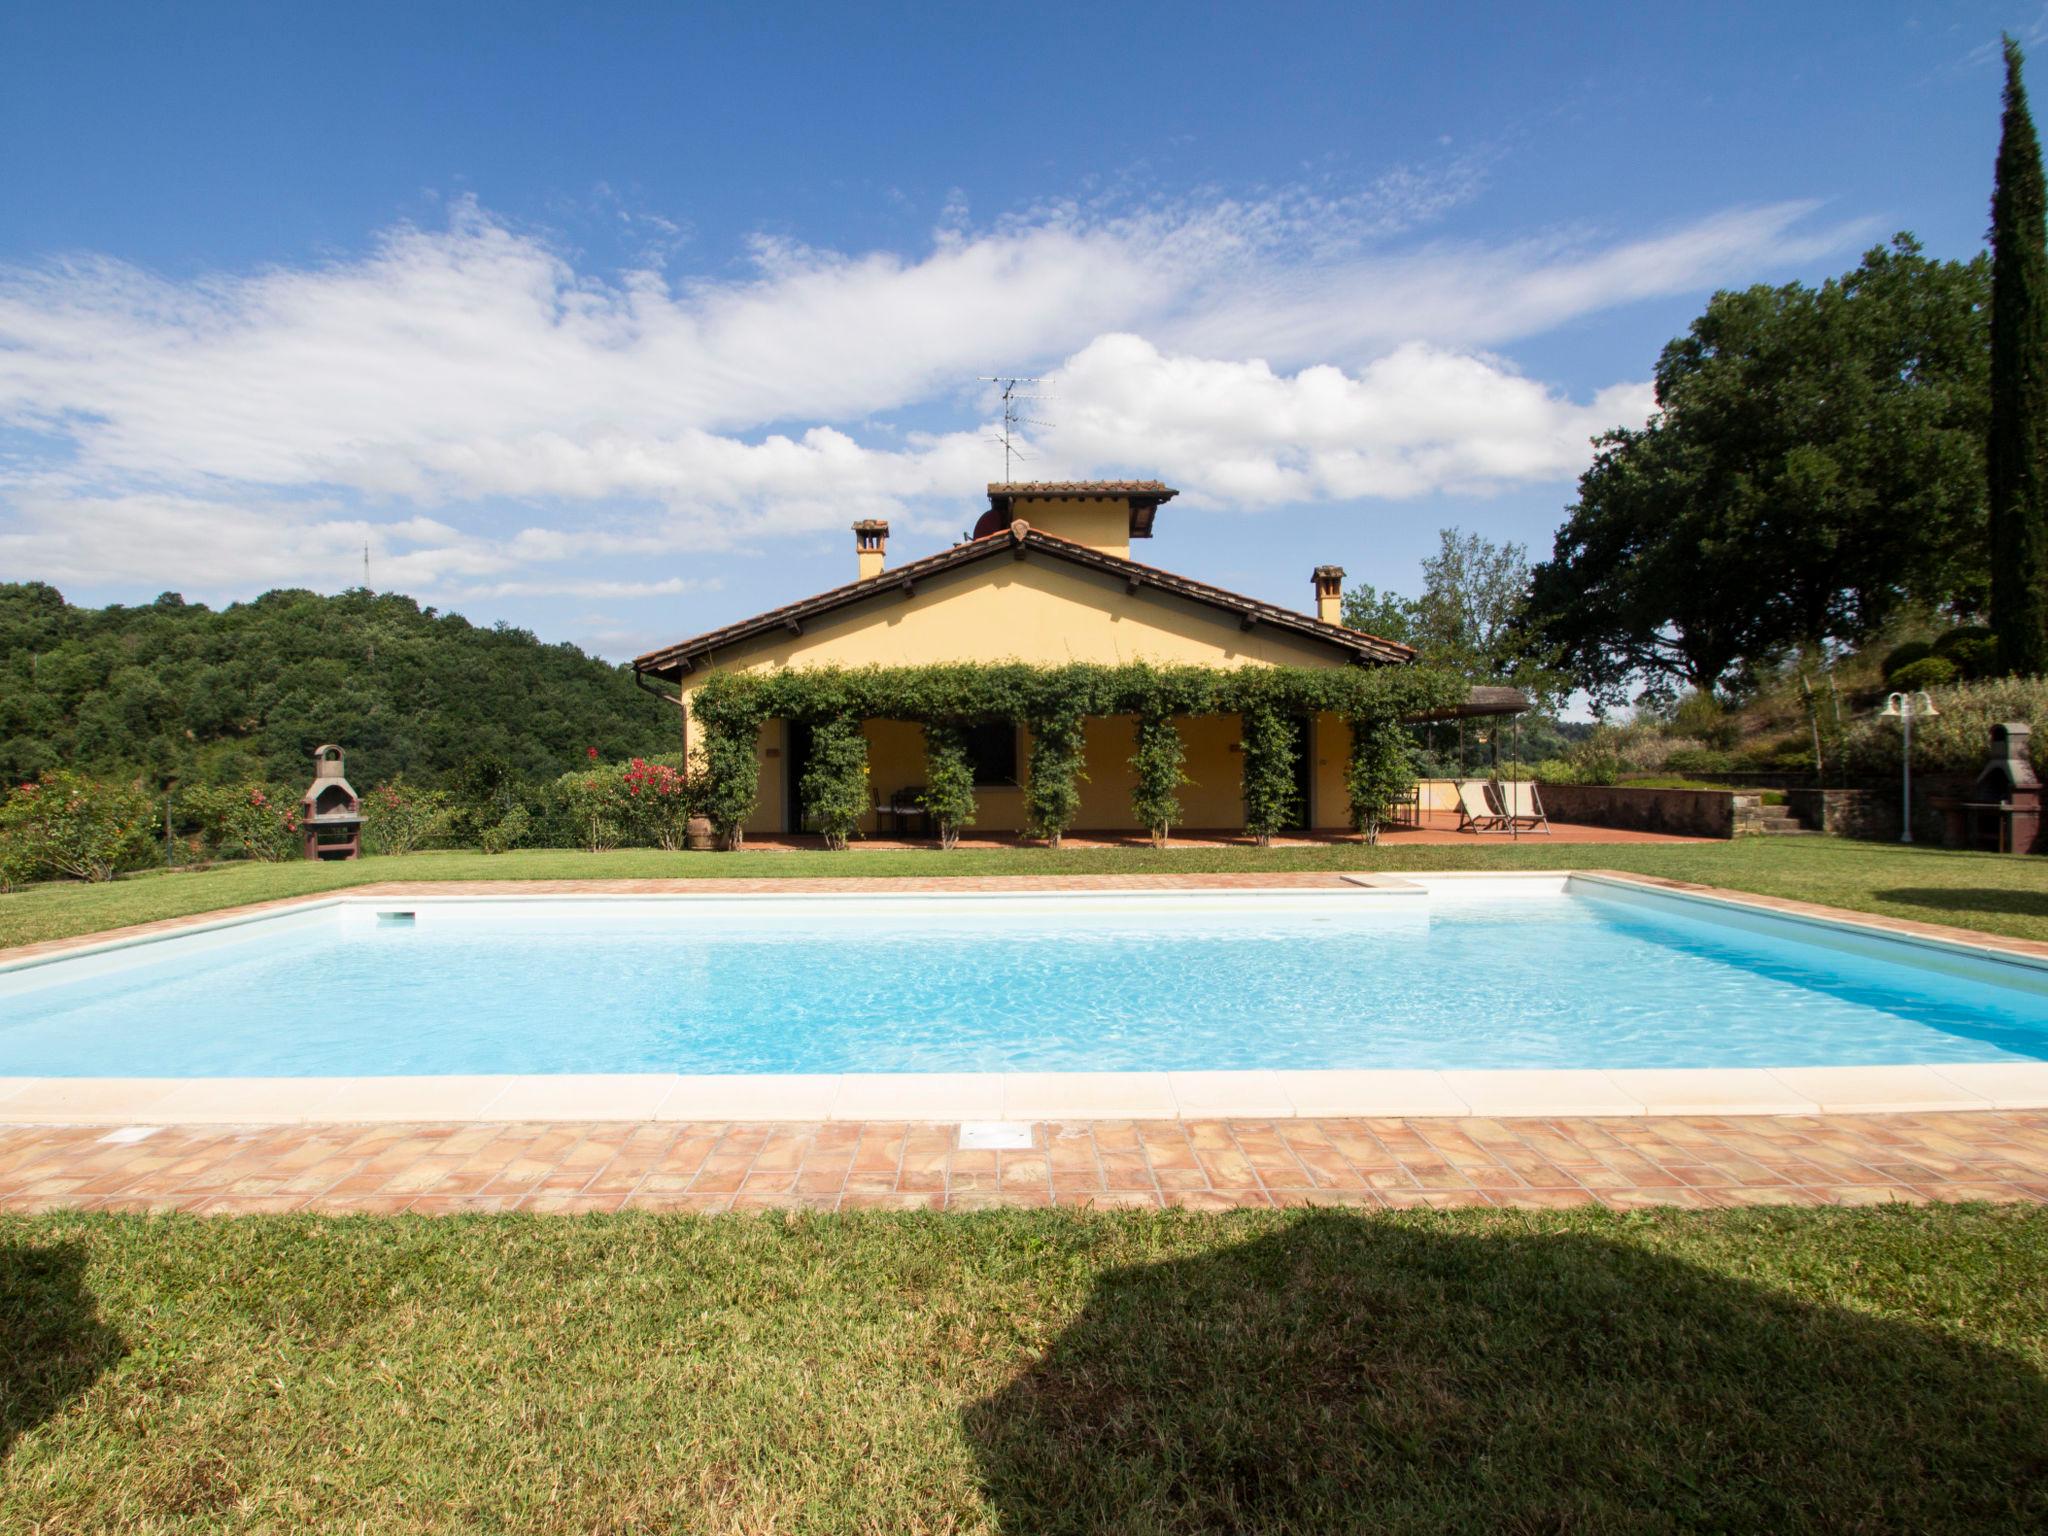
[0,184,1859,596]
[451,575,716,600]
[1042,335,1656,504]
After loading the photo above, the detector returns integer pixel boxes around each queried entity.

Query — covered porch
[737,684,1547,841]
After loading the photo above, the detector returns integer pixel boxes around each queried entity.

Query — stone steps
[1757,814,1820,835]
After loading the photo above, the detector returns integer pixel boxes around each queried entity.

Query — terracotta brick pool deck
[5,1110,2044,1216]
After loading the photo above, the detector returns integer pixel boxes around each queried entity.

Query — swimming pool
[4,876,2046,1081]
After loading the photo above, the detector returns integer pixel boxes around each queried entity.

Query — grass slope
[4,836,2047,950]
[1,1206,2043,1533]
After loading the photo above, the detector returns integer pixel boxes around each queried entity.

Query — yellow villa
[633,480,1519,839]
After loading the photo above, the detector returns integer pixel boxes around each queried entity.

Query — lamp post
[1878,691,1939,844]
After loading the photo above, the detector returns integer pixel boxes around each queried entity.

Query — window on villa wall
[965,721,1018,787]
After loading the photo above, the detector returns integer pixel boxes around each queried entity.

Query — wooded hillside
[0,583,673,791]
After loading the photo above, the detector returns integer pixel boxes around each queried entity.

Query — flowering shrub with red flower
[0,770,159,884]
[550,753,702,852]
[621,755,701,851]
[179,782,302,863]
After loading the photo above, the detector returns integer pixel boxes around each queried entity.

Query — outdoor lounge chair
[1455,778,1510,833]
[1493,778,1551,835]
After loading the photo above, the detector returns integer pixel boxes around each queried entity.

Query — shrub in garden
[479,804,530,855]
[0,770,159,882]
[918,724,977,849]
[1882,639,1935,680]
[621,756,698,851]
[555,765,627,853]
[800,717,869,850]
[448,753,522,848]
[179,783,301,862]
[1931,624,1999,679]
[1888,656,1960,691]
[360,778,453,856]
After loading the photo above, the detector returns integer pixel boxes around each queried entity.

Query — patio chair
[1493,778,1550,835]
[883,786,932,839]
[1455,778,1510,834]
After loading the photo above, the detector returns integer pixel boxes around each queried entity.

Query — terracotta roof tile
[985,480,1177,498]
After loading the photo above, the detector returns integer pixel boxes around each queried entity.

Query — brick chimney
[1312,565,1345,625]
[854,520,888,581]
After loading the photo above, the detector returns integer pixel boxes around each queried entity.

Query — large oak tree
[1527,237,1990,706]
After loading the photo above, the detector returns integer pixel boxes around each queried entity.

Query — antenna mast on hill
[978,376,1052,483]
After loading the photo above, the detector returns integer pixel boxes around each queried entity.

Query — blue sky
[0,1,2037,661]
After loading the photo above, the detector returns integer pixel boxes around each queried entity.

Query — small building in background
[300,744,364,860]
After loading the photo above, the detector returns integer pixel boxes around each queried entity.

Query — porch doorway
[784,719,815,834]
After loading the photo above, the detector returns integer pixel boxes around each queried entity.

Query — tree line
[0,583,673,793]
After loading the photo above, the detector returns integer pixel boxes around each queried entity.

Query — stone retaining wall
[1535,783,1745,839]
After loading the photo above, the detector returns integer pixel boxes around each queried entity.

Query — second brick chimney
[1313,565,1345,625]
[854,520,889,581]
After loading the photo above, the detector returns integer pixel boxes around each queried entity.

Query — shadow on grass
[1878,886,2048,922]
[0,1241,123,1463]
[964,1213,2048,1534]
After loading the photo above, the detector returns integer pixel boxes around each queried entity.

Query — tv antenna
[978,376,1052,483]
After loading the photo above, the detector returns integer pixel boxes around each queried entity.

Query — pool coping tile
[1762,1066,1996,1114]
[1927,1062,2048,1110]
[480,1075,678,1121]
[654,1074,838,1121]
[1272,1069,1470,1117]
[829,1074,1005,1122]
[1003,1072,1178,1120]
[1441,1070,1648,1118]
[1602,1069,1822,1117]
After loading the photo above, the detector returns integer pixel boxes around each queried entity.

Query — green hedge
[690,662,1464,847]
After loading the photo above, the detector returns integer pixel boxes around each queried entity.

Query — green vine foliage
[799,716,870,851]
[1238,705,1300,847]
[1129,713,1188,845]
[689,661,1463,847]
[1346,710,1417,844]
[1024,718,1087,847]
[918,724,977,849]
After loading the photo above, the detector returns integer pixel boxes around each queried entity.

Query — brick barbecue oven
[1937,721,2042,855]
[299,744,364,860]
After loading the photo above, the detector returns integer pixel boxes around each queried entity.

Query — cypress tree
[1990,36,2048,675]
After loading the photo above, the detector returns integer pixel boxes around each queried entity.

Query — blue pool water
[2,883,2046,1076]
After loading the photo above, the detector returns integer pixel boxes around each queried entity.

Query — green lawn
[4,835,2047,950]
[1,1206,2043,1533]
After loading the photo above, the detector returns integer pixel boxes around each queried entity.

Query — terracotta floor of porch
[742,811,1706,850]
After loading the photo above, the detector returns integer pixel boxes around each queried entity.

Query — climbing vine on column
[799,716,869,851]
[919,723,977,850]
[1023,714,1087,847]
[1129,713,1188,846]
[1345,708,1416,844]
[1239,705,1299,847]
